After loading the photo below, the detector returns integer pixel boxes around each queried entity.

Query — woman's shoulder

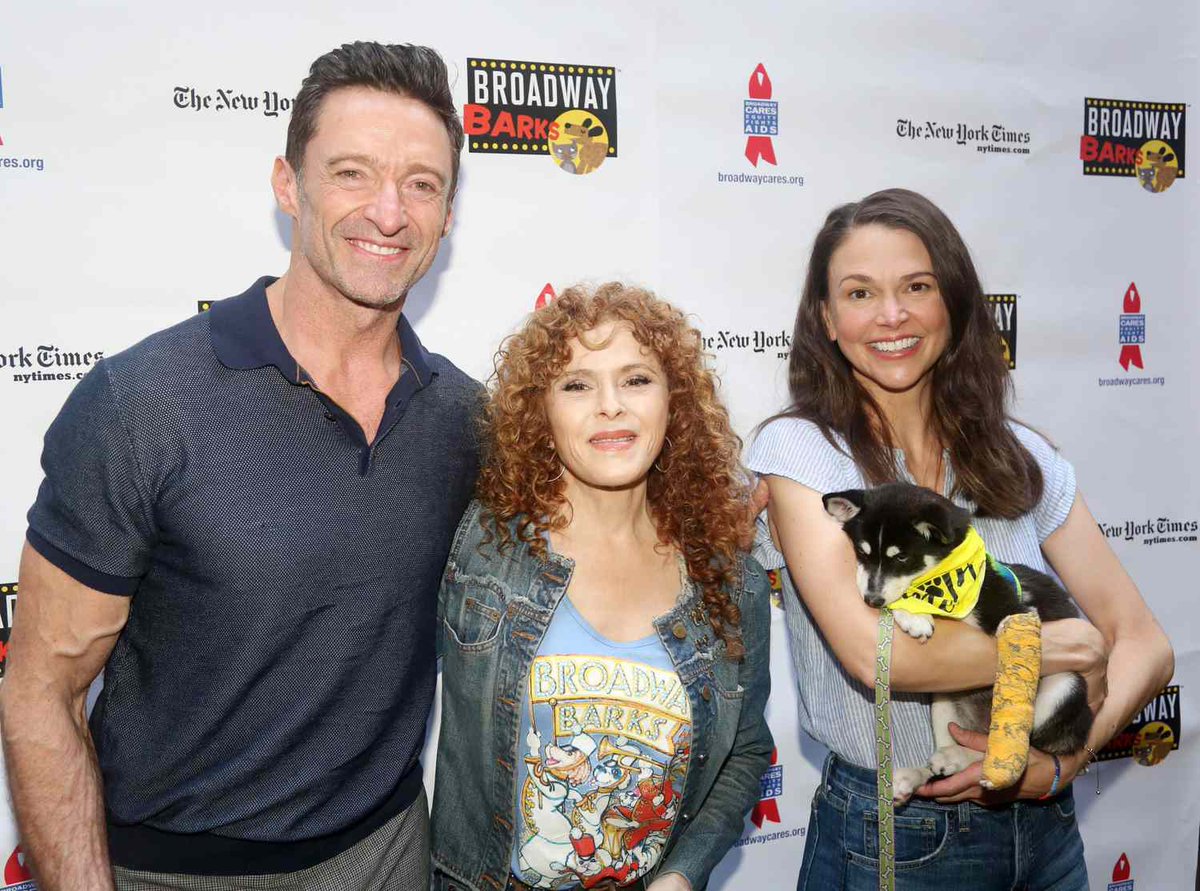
[746,415,860,490]
[1006,421,1074,482]
[1005,421,1077,539]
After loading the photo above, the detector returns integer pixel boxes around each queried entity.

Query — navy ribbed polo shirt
[26,277,481,874]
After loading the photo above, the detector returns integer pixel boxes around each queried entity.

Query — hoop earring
[654,436,673,474]
[548,462,565,482]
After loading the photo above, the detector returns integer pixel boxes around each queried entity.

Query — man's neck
[265,267,404,386]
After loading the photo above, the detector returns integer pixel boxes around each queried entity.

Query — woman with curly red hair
[429,282,773,891]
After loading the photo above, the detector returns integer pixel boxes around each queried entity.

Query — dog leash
[874,609,896,891]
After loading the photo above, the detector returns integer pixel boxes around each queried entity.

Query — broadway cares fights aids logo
[717,64,803,187]
[464,58,617,176]
[1080,98,1186,194]
[1107,852,1133,891]
[2,845,34,891]
[743,64,777,167]
[0,65,47,173]
[1099,282,1163,388]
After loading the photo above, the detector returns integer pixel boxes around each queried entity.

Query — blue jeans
[797,754,1088,891]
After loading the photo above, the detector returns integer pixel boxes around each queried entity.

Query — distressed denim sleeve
[657,557,774,889]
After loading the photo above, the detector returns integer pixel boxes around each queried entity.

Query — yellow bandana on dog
[891,526,987,619]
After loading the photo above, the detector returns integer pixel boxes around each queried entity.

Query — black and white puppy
[824,483,1092,801]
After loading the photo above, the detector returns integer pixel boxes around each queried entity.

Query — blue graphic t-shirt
[511,596,692,888]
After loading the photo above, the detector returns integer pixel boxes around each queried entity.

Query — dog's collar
[891,526,990,619]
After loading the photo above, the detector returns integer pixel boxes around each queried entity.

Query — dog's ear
[823,490,864,524]
[913,498,969,544]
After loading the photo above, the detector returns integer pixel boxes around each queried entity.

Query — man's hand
[737,478,770,551]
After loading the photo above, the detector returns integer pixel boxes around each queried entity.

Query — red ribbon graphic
[744,64,777,168]
[1118,282,1143,371]
[1111,852,1131,882]
[4,846,31,884]
[750,747,781,828]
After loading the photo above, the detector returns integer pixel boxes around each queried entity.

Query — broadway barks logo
[1098,685,1180,766]
[464,58,617,176]
[0,581,16,680]
[1080,98,1186,193]
[985,294,1017,369]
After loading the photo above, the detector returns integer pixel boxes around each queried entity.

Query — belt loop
[957,801,971,833]
[822,751,836,788]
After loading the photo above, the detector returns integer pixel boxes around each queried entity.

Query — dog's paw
[928,744,983,777]
[892,609,935,641]
[892,766,932,805]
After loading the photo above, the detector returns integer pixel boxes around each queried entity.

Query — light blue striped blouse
[746,417,1076,768]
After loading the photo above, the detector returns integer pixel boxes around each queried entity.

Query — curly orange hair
[478,282,751,659]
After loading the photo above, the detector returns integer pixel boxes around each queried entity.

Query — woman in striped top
[747,188,1173,890]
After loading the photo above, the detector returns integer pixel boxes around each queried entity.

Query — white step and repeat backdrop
[0,1,1196,888]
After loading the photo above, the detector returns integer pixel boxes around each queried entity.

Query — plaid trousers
[113,789,429,891]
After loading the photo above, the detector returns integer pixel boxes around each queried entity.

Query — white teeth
[352,240,402,256]
[872,337,919,353]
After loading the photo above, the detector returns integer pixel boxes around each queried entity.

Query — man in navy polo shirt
[0,43,478,890]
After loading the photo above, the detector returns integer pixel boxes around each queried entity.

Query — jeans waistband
[821,751,1073,812]
[823,752,883,800]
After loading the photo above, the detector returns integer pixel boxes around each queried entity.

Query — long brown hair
[478,282,749,658]
[777,188,1041,517]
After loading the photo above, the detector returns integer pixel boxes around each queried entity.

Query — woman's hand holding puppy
[1039,617,1110,715]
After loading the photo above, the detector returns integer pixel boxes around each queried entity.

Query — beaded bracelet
[1038,754,1062,800]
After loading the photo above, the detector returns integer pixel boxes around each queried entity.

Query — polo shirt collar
[208,276,436,388]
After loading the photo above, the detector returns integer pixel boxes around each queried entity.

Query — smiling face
[822,224,950,404]
[544,321,670,494]
[272,86,454,310]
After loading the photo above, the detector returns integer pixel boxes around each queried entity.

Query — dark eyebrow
[325,153,377,168]
[837,271,936,287]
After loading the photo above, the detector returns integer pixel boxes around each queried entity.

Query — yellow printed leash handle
[875,609,895,891]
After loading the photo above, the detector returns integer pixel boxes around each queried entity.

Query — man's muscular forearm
[1,690,115,891]
[1,544,131,891]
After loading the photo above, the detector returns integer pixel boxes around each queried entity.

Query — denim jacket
[430,500,773,891]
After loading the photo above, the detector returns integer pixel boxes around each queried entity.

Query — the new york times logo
[1,344,103,384]
[701,329,792,359]
[1098,516,1197,547]
[464,57,617,175]
[173,87,293,118]
[896,119,1031,156]
[985,294,1017,369]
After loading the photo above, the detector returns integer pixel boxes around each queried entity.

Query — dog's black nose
[866,596,885,608]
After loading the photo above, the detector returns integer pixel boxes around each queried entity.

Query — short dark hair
[285,41,464,196]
